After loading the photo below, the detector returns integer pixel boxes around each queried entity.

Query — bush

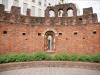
[68,54,79,61]
[53,53,69,61]
[92,53,100,63]
[32,52,52,61]
[0,52,100,64]
[15,53,32,62]
[0,53,34,63]
[77,54,92,62]
[0,55,7,64]
[4,54,18,63]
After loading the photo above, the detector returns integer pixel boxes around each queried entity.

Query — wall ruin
[0,3,100,54]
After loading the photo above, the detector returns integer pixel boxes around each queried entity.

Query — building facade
[0,0,77,17]
[0,3,100,54]
[0,0,48,17]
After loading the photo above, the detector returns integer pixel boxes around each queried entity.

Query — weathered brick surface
[0,22,100,54]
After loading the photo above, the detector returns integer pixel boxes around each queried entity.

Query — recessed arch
[66,3,77,17]
[67,8,73,17]
[44,31,55,51]
[42,28,58,36]
[45,3,77,17]
[49,9,55,17]
[45,7,56,17]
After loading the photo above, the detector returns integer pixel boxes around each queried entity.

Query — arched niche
[44,31,55,51]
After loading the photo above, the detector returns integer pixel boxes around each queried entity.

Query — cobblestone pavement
[0,67,100,75]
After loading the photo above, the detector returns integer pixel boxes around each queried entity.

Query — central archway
[44,31,55,51]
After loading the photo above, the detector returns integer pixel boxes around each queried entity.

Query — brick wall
[0,4,100,54]
[0,22,100,54]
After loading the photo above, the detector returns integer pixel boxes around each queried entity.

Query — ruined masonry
[0,3,100,54]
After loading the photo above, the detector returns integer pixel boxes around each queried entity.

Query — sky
[50,0,100,22]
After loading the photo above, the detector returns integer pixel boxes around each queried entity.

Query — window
[38,0,41,6]
[23,3,28,15]
[31,6,35,16]
[2,0,8,9]
[32,0,35,2]
[0,0,2,4]
[38,8,41,16]
[44,3,46,7]
[13,0,19,6]
[44,0,47,6]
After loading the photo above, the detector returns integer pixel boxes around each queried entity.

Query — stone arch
[45,3,77,17]
[42,28,58,36]
[43,29,58,51]
[67,8,73,17]
[55,5,66,17]
[45,7,55,17]
[44,31,55,51]
[66,3,77,17]
[58,9,64,17]
[49,9,55,17]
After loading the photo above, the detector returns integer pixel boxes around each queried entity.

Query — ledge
[0,61,100,72]
[46,50,55,53]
